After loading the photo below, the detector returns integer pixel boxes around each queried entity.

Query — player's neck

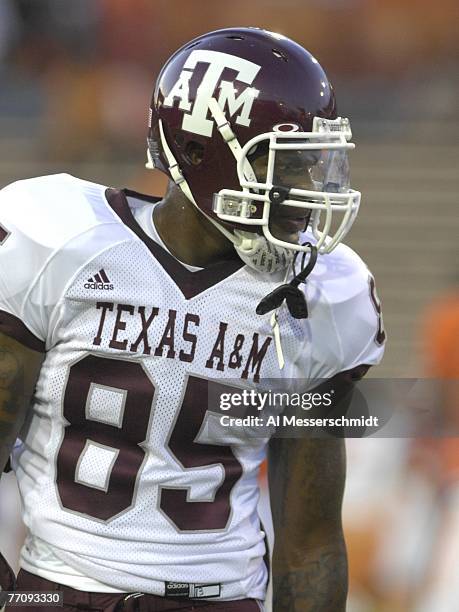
[152,182,236,268]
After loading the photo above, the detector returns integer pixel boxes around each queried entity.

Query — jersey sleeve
[305,243,386,381]
[0,181,53,351]
[333,268,386,372]
[0,175,106,351]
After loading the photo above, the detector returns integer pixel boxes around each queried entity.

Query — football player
[0,28,384,611]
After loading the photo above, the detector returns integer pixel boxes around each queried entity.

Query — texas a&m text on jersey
[0,28,384,612]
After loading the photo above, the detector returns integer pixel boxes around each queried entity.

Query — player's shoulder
[310,241,372,305]
[0,172,106,205]
[307,242,385,373]
[0,173,115,247]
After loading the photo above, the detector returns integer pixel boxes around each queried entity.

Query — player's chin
[269,220,303,246]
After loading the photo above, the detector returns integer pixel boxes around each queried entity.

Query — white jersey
[0,174,384,600]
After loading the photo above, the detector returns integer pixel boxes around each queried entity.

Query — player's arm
[0,332,43,472]
[268,368,367,611]
[0,332,42,594]
[269,436,347,611]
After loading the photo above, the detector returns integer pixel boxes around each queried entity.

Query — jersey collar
[105,188,245,300]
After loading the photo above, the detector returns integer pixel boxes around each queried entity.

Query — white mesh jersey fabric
[0,174,125,341]
[2,175,384,600]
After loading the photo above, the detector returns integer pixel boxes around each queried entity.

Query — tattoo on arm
[269,437,348,611]
[0,335,43,471]
[0,346,25,468]
[272,542,347,611]
[0,347,24,420]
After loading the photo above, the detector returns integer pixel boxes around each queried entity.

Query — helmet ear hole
[185,141,205,166]
[174,133,185,147]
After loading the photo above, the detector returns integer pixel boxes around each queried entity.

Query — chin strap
[208,98,258,184]
[208,98,296,273]
[270,311,285,370]
[257,244,319,370]
[256,244,318,319]
[153,119,239,242]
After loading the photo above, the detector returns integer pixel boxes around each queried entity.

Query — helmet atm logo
[163,50,261,137]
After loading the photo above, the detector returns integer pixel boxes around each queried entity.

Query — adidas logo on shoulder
[84,269,114,290]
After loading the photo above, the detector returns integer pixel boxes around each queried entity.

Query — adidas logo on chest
[84,269,114,291]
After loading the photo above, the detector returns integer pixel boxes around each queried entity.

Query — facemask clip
[269,186,289,205]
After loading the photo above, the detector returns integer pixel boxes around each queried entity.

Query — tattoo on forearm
[273,542,348,611]
[0,346,25,458]
[0,347,23,384]
[269,436,347,610]
[269,437,346,530]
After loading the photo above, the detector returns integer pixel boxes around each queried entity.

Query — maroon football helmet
[148,27,360,269]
